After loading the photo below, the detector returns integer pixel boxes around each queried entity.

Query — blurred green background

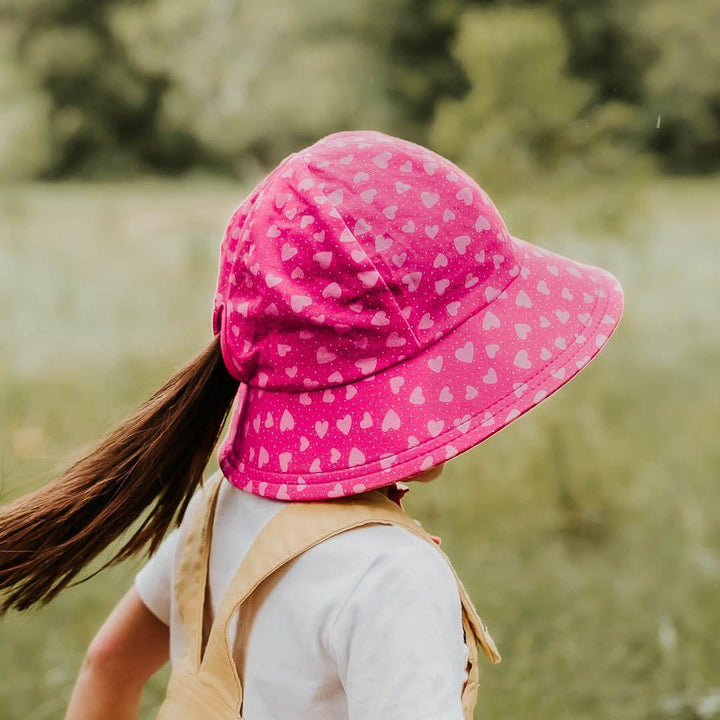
[1,0,719,718]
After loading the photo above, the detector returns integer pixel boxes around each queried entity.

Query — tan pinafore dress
[156,471,501,720]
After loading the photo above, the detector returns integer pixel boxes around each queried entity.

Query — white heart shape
[454,235,471,254]
[373,152,391,169]
[316,346,337,364]
[475,215,491,232]
[313,251,332,269]
[355,357,377,374]
[389,377,405,394]
[428,356,443,372]
[258,447,269,468]
[455,341,474,363]
[375,234,393,252]
[291,295,312,312]
[435,279,450,295]
[322,282,341,298]
[513,349,532,369]
[419,313,434,329]
[328,482,343,497]
[402,271,422,292]
[382,409,402,431]
[327,189,343,206]
[483,311,500,330]
[358,269,380,288]
[421,192,440,208]
[281,243,298,262]
[371,310,391,326]
[456,187,473,205]
[336,415,352,435]
[354,218,371,235]
[348,447,366,467]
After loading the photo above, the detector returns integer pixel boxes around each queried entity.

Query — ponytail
[0,335,239,613]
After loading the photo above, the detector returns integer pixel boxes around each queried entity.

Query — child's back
[136,475,471,719]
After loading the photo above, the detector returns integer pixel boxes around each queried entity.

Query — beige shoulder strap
[174,470,500,715]
[174,469,223,668]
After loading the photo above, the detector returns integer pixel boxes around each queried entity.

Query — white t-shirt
[134,475,470,720]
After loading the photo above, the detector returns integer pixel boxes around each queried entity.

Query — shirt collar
[384,481,411,509]
[383,481,442,546]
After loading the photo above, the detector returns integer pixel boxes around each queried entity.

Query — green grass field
[1,176,719,719]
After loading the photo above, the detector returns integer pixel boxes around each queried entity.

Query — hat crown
[213,130,518,389]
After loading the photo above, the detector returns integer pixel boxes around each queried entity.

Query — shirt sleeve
[133,526,180,626]
[326,537,469,720]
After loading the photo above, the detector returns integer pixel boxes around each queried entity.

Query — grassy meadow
[1,176,719,719]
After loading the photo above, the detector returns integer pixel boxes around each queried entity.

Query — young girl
[0,130,623,720]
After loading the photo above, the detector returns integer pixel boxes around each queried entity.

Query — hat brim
[218,235,624,500]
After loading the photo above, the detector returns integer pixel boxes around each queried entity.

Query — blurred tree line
[1,0,718,186]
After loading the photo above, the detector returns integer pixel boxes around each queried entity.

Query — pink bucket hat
[212,130,624,501]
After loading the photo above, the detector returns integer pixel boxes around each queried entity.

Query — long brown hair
[0,335,239,613]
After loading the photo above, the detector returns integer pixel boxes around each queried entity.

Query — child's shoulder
[300,521,457,593]
[313,524,465,658]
